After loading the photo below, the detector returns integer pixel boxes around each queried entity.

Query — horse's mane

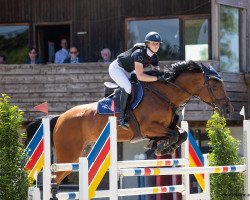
[169,61,203,81]
[145,61,203,82]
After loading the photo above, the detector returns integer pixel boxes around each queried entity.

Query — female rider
[109,32,166,130]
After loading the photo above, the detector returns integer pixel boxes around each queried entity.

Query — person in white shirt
[54,38,69,64]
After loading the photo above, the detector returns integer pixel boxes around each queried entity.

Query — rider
[109,32,167,130]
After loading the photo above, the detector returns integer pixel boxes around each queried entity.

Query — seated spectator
[25,47,42,64]
[54,38,69,64]
[98,48,112,63]
[0,55,6,64]
[63,47,83,64]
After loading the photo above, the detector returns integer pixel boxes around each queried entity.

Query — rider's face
[148,42,160,53]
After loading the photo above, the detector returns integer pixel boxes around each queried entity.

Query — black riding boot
[119,89,130,130]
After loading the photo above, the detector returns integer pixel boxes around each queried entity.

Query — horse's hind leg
[52,142,93,185]
[52,142,84,184]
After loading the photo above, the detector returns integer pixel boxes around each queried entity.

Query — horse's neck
[151,72,204,107]
[176,72,205,94]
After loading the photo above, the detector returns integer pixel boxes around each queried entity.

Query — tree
[0,94,29,199]
[206,112,244,200]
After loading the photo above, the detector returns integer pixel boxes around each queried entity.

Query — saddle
[97,74,143,115]
[97,74,144,142]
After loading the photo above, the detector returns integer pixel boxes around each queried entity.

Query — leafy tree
[0,29,29,64]
[0,94,29,200]
[206,112,244,200]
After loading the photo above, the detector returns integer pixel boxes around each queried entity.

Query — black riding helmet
[144,32,162,43]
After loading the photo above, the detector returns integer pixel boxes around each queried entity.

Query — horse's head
[197,63,234,116]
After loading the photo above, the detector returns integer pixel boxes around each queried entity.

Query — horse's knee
[179,130,188,142]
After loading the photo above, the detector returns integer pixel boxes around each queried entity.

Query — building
[0,0,249,199]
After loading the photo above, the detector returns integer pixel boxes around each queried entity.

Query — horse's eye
[211,82,220,90]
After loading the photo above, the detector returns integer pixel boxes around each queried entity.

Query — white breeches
[109,59,134,94]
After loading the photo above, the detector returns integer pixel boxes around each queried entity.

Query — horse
[26,61,233,184]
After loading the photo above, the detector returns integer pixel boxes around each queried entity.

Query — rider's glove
[157,74,167,82]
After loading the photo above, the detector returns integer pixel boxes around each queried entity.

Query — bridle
[196,75,230,111]
[143,71,230,112]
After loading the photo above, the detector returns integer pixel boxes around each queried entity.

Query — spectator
[98,48,112,63]
[63,47,83,64]
[54,38,69,64]
[0,55,6,64]
[25,47,42,64]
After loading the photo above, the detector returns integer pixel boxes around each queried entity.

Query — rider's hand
[157,74,166,82]
[153,66,160,71]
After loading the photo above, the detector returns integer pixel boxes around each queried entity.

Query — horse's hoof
[154,146,175,156]
[154,149,163,156]
[157,139,169,149]
[154,148,169,157]
[144,140,157,150]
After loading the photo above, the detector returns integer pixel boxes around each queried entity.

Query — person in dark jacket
[109,32,167,130]
[63,47,83,64]
[25,47,42,64]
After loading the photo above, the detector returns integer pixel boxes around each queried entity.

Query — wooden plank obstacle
[28,117,250,200]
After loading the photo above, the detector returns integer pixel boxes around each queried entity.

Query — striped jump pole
[118,165,247,177]
[94,185,185,198]
[51,158,188,172]
[56,185,185,199]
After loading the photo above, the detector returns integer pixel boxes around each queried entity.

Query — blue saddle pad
[97,83,143,115]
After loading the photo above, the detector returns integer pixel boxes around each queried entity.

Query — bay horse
[26,61,233,184]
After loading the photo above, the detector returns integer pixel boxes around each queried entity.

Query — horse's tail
[25,115,60,147]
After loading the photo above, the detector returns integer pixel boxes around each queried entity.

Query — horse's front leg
[155,127,188,156]
[144,122,179,153]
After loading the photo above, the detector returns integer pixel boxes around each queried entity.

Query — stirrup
[118,119,129,130]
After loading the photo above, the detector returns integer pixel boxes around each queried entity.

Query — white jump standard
[29,117,250,200]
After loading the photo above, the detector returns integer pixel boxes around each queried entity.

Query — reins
[142,71,229,111]
[142,83,176,108]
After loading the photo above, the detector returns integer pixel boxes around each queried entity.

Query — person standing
[54,38,69,64]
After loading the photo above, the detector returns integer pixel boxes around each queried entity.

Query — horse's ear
[201,63,222,81]
[200,63,210,74]
[187,60,203,72]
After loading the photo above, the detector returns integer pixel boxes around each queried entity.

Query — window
[35,24,70,63]
[127,18,180,60]
[184,19,209,61]
[126,16,210,61]
[219,5,240,72]
[0,25,29,64]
